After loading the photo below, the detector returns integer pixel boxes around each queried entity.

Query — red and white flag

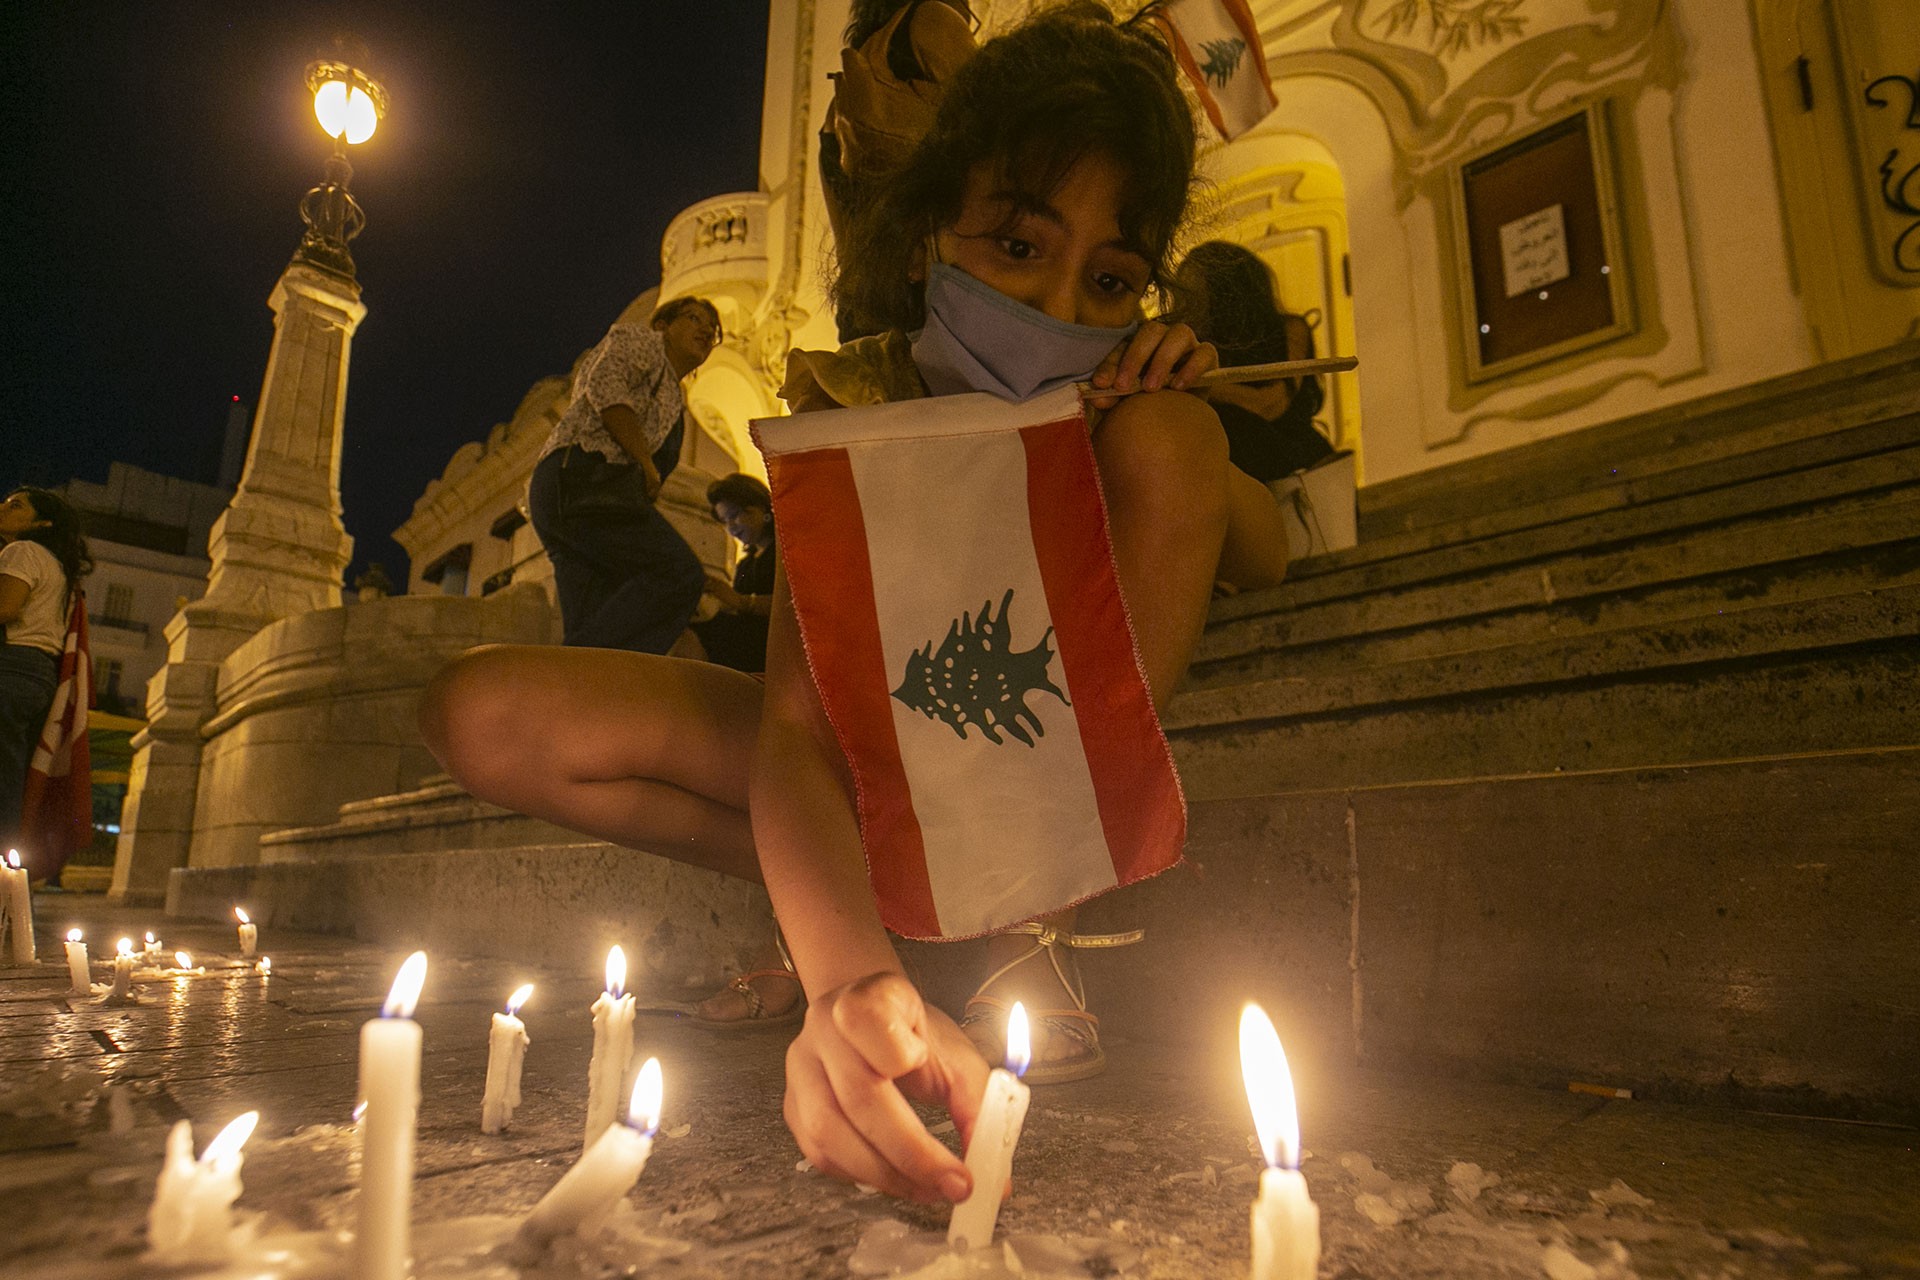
[753,386,1186,941]
[1151,0,1277,140]
[21,593,93,883]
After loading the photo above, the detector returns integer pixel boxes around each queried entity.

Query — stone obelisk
[111,156,368,905]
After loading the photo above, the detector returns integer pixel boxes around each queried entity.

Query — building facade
[58,463,231,716]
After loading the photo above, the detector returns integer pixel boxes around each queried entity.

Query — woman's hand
[1084,321,1217,409]
[705,574,747,612]
[784,972,991,1204]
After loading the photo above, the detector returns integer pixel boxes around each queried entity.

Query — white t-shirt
[0,539,67,655]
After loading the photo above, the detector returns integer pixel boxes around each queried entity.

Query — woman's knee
[1096,391,1230,512]
[418,645,534,782]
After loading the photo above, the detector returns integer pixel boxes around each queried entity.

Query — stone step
[1213,420,1920,626]
[1048,745,1920,1122]
[1354,339,1920,541]
[259,778,572,863]
[1189,487,1920,687]
[168,840,774,997]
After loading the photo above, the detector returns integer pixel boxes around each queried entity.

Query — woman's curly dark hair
[7,487,92,607]
[832,2,1197,337]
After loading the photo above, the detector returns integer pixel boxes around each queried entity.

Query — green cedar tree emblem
[1197,36,1247,89]
[892,588,1067,747]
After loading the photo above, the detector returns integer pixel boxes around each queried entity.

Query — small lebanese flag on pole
[1150,0,1278,140]
[752,386,1186,941]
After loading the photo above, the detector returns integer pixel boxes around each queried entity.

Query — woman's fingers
[1085,325,1215,409]
[784,1047,940,1202]
[783,976,975,1204]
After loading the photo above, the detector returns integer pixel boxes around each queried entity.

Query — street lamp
[292,47,388,280]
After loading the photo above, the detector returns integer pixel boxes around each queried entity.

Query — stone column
[111,261,366,905]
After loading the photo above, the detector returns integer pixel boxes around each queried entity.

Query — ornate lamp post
[295,55,388,279]
[108,42,391,904]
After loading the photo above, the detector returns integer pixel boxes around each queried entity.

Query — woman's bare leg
[969,391,1233,1066]
[419,644,764,882]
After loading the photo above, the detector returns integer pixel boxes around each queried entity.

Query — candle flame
[382,951,428,1018]
[506,983,534,1016]
[629,1057,664,1135]
[200,1111,258,1164]
[234,907,251,925]
[1239,1003,1301,1170]
[5,849,19,868]
[66,928,82,943]
[605,945,627,999]
[257,957,272,974]
[116,937,134,957]
[176,951,194,969]
[1006,1001,1032,1078]
[145,931,157,945]
[351,1100,368,1124]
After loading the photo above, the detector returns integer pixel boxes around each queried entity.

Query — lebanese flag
[21,592,93,883]
[752,386,1186,941]
[1151,0,1277,140]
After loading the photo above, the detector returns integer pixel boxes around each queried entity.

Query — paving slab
[1,898,1913,1279]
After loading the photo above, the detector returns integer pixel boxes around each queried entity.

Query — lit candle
[144,930,162,960]
[147,1110,258,1265]
[356,951,427,1280]
[518,1057,661,1249]
[64,928,90,994]
[255,956,272,976]
[1241,1004,1320,1280]
[948,1002,1032,1253]
[109,937,139,1000]
[234,907,257,958]
[584,946,635,1150]
[483,983,534,1134]
[4,850,33,965]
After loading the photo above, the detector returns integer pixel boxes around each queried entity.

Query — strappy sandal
[960,922,1143,1085]
[695,928,804,1031]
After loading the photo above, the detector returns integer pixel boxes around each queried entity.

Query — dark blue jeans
[528,447,705,653]
[0,644,58,846]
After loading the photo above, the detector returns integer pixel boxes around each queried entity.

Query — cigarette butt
[1569,1082,1634,1099]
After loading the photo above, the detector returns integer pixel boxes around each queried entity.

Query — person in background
[690,474,777,676]
[1163,240,1334,481]
[528,296,722,652]
[0,488,90,858]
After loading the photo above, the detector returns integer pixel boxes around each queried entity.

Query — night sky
[5,2,772,581]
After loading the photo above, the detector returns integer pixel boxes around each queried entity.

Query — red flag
[753,387,1186,940]
[20,593,93,883]
[1151,0,1277,140]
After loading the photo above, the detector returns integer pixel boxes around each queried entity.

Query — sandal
[960,921,1143,1085]
[694,928,804,1030]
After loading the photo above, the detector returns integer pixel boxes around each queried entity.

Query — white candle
[255,956,272,976]
[4,850,33,965]
[234,907,257,958]
[482,983,534,1134]
[948,1002,1032,1253]
[64,928,90,994]
[584,946,635,1150]
[109,937,138,1000]
[144,930,162,960]
[147,1110,258,1265]
[356,951,428,1280]
[519,1057,660,1249]
[173,951,205,977]
[1241,1004,1320,1280]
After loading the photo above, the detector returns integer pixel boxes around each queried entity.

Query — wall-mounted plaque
[1451,104,1635,382]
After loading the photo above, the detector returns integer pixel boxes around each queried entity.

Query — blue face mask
[911,262,1139,402]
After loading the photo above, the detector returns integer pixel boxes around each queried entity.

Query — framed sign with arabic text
[1450,103,1635,382]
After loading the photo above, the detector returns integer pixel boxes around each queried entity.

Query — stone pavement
[2,898,1914,1279]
